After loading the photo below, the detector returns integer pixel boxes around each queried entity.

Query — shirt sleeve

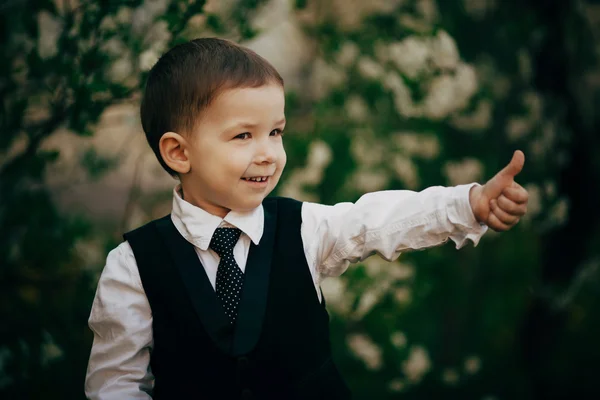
[301,183,488,281]
[85,242,154,400]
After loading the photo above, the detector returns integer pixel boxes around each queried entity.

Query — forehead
[203,83,285,123]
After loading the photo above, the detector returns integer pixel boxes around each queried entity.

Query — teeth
[245,176,267,182]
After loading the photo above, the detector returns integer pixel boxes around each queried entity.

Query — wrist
[469,184,484,223]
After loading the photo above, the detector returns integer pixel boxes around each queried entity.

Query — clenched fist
[469,150,529,232]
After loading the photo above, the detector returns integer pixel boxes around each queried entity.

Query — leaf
[79,146,119,180]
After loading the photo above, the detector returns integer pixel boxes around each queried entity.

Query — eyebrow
[228,118,286,131]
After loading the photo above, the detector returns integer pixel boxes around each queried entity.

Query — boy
[85,38,528,399]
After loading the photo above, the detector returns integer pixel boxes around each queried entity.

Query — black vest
[124,197,351,399]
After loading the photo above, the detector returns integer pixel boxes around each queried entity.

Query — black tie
[209,227,244,324]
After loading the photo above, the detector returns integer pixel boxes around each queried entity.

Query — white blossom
[451,99,493,132]
[442,368,460,385]
[353,288,383,319]
[374,41,389,63]
[464,355,482,374]
[108,57,134,83]
[463,0,497,20]
[421,63,478,120]
[115,6,133,25]
[99,15,117,31]
[311,58,348,100]
[423,74,456,119]
[38,11,62,59]
[388,378,406,392]
[391,331,408,348]
[391,262,415,281]
[40,331,64,366]
[347,333,383,370]
[345,95,370,121]
[392,154,419,189]
[384,72,421,118]
[506,117,532,141]
[320,277,352,315]
[431,30,459,70]
[416,0,439,23]
[278,141,332,202]
[251,0,291,32]
[453,63,479,108]
[139,49,159,71]
[102,38,127,57]
[351,133,386,167]
[336,41,360,67]
[307,140,333,169]
[352,169,390,192]
[529,120,557,160]
[492,75,512,99]
[397,14,432,34]
[518,48,533,82]
[548,197,569,226]
[523,183,543,219]
[132,0,170,35]
[144,20,172,54]
[392,132,440,160]
[475,57,511,99]
[545,181,557,198]
[443,158,484,186]
[363,256,389,277]
[388,36,431,79]
[394,287,412,305]
[74,240,104,271]
[523,91,543,121]
[402,345,431,383]
[357,57,384,80]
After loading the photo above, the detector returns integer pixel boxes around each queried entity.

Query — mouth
[241,176,270,187]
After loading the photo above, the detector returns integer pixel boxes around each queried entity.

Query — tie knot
[209,227,242,257]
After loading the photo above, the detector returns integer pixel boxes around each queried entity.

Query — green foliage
[0,0,276,397]
[275,0,599,398]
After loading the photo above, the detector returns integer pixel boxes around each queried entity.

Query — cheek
[277,146,287,170]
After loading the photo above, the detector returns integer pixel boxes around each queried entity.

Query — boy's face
[181,83,287,217]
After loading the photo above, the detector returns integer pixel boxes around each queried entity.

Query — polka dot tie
[210,227,244,325]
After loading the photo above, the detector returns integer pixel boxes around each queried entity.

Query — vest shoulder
[263,196,303,208]
[123,214,171,241]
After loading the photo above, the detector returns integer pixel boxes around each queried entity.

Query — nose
[255,141,278,165]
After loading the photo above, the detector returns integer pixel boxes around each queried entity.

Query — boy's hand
[469,150,529,232]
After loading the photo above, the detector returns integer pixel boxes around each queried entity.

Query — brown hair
[140,38,284,176]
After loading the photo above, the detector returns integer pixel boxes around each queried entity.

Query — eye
[234,132,251,140]
[270,129,284,137]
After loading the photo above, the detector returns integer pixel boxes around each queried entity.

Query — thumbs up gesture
[469,150,529,232]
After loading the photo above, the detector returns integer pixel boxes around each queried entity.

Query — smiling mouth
[241,176,269,182]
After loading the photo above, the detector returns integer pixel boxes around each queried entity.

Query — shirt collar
[171,185,264,250]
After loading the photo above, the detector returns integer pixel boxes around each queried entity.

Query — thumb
[498,150,525,179]
[483,150,525,198]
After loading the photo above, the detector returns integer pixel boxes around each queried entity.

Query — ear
[159,132,191,174]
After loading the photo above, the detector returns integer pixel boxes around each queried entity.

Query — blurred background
[2,0,600,398]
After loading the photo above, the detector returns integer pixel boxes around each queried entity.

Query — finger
[490,199,521,225]
[487,212,511,232]
[497,194,528,216]
[497,150,525,179]
[502,185,529,204]
[482,151,526,199]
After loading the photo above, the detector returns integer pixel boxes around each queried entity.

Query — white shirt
[85,184,487,399]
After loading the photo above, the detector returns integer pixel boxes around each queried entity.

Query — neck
[180,186,231,219]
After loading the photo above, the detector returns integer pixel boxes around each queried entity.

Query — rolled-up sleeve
[85,242,154,399]
[301,184,488,280]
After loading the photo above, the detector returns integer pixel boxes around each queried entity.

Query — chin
[231,198,265,212]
